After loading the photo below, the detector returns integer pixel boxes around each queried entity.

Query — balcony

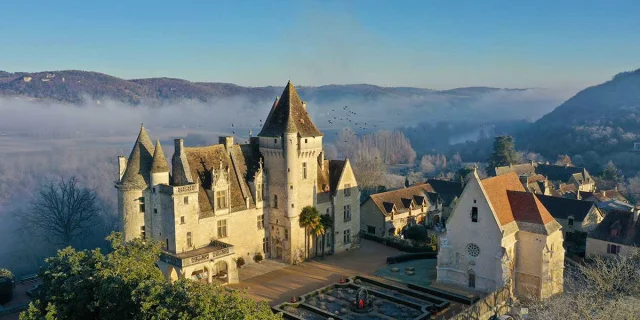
[160,240,234,268]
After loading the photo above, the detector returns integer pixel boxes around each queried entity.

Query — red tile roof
[480,172,525,226]
[507,191,555,225]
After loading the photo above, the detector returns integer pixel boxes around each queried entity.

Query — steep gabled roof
[329,160,346,194]
[257,81,322,138]
[535,194,596,221]
[425,178,463,206]
[536,164,588,182]
[506,191,555,225]
[589,210,640,247]
[493,163,537,177]
[369,183,436,217]
[119,125,155,189]
[480,173,526,226]
[151,139,169,173]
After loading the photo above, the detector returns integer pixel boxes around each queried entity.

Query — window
[326,208,330,215]
[274,138,277,144]
[180,216,185,224]
[217,220,228,238]
[343,205,351,222]
[471,207,478,222]
[154,208,158,214]
[184,196,189,205]
[139,203,145,213]
[607,244,620,255]
[367,225,376,234]
[263,237,270,253]
[186,232,192,247]
[257,183,263,201]
[305,138,308,143]
[467,243,480,257]
[152,187,156,193]
[165,239,169,250]
[291,204,294,208]
[568,218,574,226]
[611,229,619,237]
[343,229,351,244]
[257,215,264,229]
[273,195,278,208]
[344,184,351,196]
[284,229,289,240]
[140,226,145,239]
[302,162,307,179]
[216,191,227,209]
[326,232,332,246]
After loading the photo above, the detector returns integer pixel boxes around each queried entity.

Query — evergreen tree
[487,135,517,172]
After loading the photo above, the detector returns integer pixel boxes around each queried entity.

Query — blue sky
[1,0,638,89]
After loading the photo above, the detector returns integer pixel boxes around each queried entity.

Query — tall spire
[119,125,155,189]
[151,139,169,173]
[258,81,323,138]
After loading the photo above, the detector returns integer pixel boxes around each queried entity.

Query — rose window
[467,243,480,257]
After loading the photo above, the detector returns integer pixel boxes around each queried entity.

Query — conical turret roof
[258,81,323,138]
[151,139,169,173]
[119,125,155,189]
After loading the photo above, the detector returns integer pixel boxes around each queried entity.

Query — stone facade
[116,82,360,284]
[437,171,565,301]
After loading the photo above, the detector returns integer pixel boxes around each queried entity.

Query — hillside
[0,70,565,125]
[520,68,640,158]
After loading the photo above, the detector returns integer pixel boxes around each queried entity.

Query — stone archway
[167,265,179,283]
[190,266,210,283]
[214,261,229,284]
[467,269,476,288]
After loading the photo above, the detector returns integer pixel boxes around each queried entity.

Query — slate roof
[480,173,559,234]
[328,160,346,194]
[588,209,640,247]
[369,184,436,216]
[493,163,537,177]
[183,144,261,217]
[151,140,169,173]
[425,179,463,206]
[535,164,590,183]
[119,125,155,189]
[535,194,596,221]
[258,81,323,138]
[581,189,628,203]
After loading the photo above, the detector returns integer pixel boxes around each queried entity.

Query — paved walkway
[238,259,288,282]
[229,240,400,305]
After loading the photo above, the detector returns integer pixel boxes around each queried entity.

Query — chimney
[219,136,234,150]
[118,156,127,181]
[174,138,184,154]
[302,101,307,110]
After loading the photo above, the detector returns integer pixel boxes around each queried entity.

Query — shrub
[254,252,263,263]
[0,268,14,280]
[236,257,245,268]
[405,225,428,242]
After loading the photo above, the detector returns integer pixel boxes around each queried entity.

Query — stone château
[116,82,361,284]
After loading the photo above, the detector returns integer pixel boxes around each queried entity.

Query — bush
[0,268,14,280]
[386,252,438,264]
[254,253,263,263]
[236,257,245,268]
[405,225,428,242]
[360,231,437,253]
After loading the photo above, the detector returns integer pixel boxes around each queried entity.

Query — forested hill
[519,68,640,158]
[0,69,529,106]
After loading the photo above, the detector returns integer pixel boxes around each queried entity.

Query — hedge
[386,252,438,264]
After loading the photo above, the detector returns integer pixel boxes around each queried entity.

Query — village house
[586,209,640,257]
[115,82,360,284]
[535,194,603,255]
[490,162,596,195]
[360,183,441,237]
[425,178,463,220]
[437,171,565,300]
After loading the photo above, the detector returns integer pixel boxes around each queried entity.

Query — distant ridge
[0,69,530,105]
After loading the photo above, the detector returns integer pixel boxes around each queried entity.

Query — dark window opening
[471,207,478,222]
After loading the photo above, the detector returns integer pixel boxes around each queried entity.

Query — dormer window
[471,207,478,222]
[568,217,574,226]
[216,191,227,209]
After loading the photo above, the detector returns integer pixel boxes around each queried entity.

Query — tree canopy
[20,233,281,320]
[487,135,517,170]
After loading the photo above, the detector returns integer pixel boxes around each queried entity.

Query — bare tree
[351,147,386,192]
[23,176,101,246]
[526,249,640,319]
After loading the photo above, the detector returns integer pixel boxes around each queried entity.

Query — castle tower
[148,139,169,240]
[258,81,323,264]
[115,124,155,242]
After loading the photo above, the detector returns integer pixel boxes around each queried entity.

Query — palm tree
[320,214,333,258]
[299,206,320,260]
